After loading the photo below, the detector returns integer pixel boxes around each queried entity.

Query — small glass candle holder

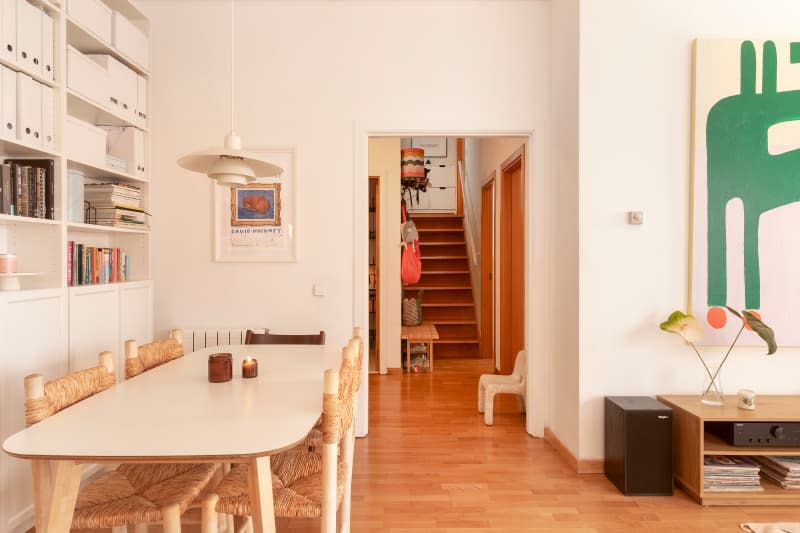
[208,353,233,383]
[242,357,258,378]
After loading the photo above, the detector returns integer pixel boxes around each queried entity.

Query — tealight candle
[242,357,258,378]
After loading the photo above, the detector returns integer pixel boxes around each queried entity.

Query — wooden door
[369,177,380,373]
[480,176,495,360]
[499,147,525,375]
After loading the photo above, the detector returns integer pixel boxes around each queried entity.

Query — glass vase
[701,366,724,406]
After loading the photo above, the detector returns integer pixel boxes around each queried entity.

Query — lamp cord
[230,0,235,135]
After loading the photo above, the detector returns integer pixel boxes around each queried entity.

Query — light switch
[313,284,326,296]
[628,211,643,225]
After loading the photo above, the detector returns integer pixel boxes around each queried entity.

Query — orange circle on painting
[707,307,727,329]
[743,310,761,331]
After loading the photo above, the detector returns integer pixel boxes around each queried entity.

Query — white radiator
[180,328,262,352]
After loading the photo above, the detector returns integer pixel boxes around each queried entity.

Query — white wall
[142,0,551,344]
[463,138,483,328]
[549,0,580,457]
[578,0,800,459]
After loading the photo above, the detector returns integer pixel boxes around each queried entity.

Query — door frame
[369,176,380,374]
[480,174,495,362]
[354,126,543,439]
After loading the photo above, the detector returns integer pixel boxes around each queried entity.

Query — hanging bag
[400,202,422,285]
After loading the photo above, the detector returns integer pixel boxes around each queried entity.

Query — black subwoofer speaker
[604,396,673,496]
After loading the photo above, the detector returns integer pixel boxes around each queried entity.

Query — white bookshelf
[0,2,153,531]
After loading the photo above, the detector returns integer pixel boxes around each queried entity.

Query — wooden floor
[73,358,798,532]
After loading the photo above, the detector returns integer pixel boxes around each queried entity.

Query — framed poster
[691,39,800,345]
[214,148,295,262]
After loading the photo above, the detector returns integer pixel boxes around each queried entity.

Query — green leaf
[725,306,742,319]
[742,311,777,355]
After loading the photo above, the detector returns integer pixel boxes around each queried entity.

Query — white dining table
[2,344,340,533]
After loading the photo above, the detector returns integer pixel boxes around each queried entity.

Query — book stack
[703,456,763,492]
[67,241,130,286]
[754,456,800,489]
[83,182,147,229]
[0,159,56,219]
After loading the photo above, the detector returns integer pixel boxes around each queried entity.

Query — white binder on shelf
[67,45,109,108]
[41,83,53,150]
[16,0,42,77]
[1,65,16,139]
[135,74,146,128]
[16,72,41,146]
[0,0,16,64]
[41,9,53,81]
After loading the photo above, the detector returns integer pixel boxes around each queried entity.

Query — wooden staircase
[405,214,479,358]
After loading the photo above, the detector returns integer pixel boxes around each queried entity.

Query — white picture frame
[411,136,447,158]
[213,148,296,262]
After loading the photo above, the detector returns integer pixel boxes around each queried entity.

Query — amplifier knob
[771,425,785,439]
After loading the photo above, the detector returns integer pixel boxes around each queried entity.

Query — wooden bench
[401,322,439,373]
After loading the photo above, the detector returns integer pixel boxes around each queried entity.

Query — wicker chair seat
[215,450,346,519]
[72,462,219,529]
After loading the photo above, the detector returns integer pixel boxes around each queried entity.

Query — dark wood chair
[244,329,326,345]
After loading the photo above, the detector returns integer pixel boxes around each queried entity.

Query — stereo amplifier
[707,422,800,447]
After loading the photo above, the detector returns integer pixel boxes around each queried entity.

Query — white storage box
[67,169,85,223]
[65,115,107,166]
[67,45,109,108]
[67,0,112,45]
[17,0,42,76]
[16,72,41,146]
[1,65,17,140]
[112,11,148,70]
[101,125,144,178]
[87,54,137,121]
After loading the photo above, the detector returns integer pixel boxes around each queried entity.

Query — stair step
[405,285,471,290]
[415,273,471,287]
[421,302,474,307]
[412,216,464,231]
[421,258,469,271]
[422,255,468,260]
[405,288,472,305]
[420,244,467,258]
[432,320,477,325]
[434,338,480,344]
[418,231,465,244]
[421,307,475,321]
[435,323,479,338]
[422,270,469,275]
[418,228,462,232]
[422,241,467,246]
[435,342,480,358]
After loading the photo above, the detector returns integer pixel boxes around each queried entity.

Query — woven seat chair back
[125,329,184,379]
[25,352,115,426]
[245,329,326,345]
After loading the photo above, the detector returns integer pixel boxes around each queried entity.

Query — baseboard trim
[386,367,402,375]
[543,427,604,474]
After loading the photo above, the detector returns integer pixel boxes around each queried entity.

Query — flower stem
[703,323,745,395]
[689,341,716,383]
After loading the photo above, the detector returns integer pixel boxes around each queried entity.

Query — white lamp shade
[177,134,284,184]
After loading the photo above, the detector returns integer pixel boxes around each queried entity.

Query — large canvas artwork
[691,39,800,345]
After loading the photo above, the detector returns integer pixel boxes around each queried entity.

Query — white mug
[738,389,756,410]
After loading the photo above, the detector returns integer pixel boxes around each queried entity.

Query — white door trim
[353,125,546,439]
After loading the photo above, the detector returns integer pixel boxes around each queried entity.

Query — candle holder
[242,357,258,378]
[208,353,233,383]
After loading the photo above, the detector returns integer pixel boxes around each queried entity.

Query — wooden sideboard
[657,395,800,506]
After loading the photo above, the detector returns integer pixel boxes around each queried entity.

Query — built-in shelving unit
[0,2,153,531]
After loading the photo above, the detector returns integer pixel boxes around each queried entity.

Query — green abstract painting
[692,39,800,346]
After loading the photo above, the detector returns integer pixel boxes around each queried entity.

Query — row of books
[84,182,148,229]
[704,455,800,491]
[0,159,55,219]
[67,242,130,286]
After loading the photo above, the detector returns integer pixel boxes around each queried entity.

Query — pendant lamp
[177,0,282,185]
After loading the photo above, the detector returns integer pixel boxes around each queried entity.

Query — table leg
[247,456,276,533]
[37,460,83,533]
[406,339,410,373]
[429,339,434,373]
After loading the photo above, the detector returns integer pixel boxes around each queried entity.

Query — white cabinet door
[68,285,119,374]
[118,281,152,379]
[0,289,67,533]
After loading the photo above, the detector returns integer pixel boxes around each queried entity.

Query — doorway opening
[363,134,534,433]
